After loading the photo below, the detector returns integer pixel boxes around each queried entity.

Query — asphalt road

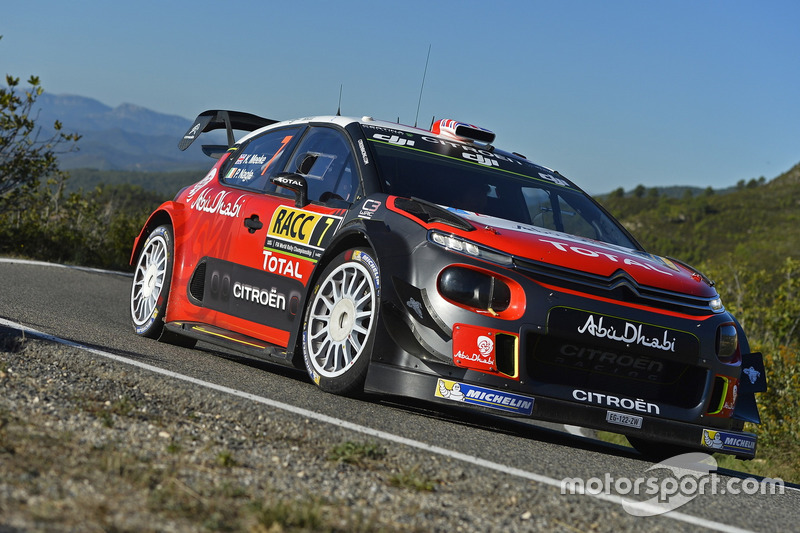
[1,258,797,532]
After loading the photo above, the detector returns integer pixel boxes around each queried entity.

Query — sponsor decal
[742,366,761,385]
[537,172,570,187]
[183,122,202,140]
[572,389,661,415]
[372,133,415,146]
[261,250,308,281]
[701,429,757,453]
[435,379,534,416]
[234,153,269,166]
[267,206,341,248]
[452,324,497,372]
[358,199,382,219]
[548,307,698,362]
[577,314,677,353]
[232,282,286,310]
[539,238,675,276]
[351,250,380,290]
[133,308,158,335]
[406,297,423,319]
[186,168,217,200]
[462,152,499,167]
[357,138,369,164]
[190,189,245,218]
[555,344,664,381]
[225,167,256,183]
[555,343,666,382]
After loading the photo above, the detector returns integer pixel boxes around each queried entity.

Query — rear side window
[222,126,302,191]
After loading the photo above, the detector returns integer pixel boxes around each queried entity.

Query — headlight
[439,267,511,313]
[710,297,723,312]
[428,230,512,265]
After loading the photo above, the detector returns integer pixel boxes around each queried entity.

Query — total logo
[539,238,676,276]
[262,250,308,281]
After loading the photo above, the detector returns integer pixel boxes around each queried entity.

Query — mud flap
[733,352,767,424]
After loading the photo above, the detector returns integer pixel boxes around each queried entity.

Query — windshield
[362,124,638,250]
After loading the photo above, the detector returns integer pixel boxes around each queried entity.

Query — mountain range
[35,93,213,171]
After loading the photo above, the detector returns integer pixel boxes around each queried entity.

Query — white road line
[0,317,758,533]
[0,257,132,277]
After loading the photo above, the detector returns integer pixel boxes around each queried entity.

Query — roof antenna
[414,44,431,128]
[336,85,342,116]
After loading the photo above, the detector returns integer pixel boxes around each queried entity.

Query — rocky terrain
[0,327,677,532]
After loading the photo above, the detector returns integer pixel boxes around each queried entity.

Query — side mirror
[271,172,309,208]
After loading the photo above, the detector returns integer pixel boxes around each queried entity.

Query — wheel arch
[130,209,174,266]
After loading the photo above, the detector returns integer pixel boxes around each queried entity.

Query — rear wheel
[130,225,195,347]
[302,248,379,395]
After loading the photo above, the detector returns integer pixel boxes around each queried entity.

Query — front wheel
[302,248,379,395]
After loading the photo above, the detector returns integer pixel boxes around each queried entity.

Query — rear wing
[178,110,278,158]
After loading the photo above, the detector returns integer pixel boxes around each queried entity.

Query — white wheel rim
[307,261,376,378]
[130,234,168,326]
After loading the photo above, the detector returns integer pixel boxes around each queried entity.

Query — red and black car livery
[130,110,766,459]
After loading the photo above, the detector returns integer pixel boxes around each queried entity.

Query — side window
[222,127,302,191]
[285,127,359,204]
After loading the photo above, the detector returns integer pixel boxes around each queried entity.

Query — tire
[302,248,379,395]
[130,225,196,347]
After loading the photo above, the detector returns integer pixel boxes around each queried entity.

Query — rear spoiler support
[178,110,278,152]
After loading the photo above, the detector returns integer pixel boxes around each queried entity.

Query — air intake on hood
[394,197,475,231]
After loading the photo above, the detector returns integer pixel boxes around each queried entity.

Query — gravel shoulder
[0,326,690,532]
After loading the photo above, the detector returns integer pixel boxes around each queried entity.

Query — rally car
[130,110,767,459]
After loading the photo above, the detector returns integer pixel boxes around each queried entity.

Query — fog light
[439,267,510,312]
[716,324,738,361]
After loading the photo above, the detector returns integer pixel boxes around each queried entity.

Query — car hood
[453,210,716,298]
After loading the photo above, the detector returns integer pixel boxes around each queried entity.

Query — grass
[388,464,438,492]
[327,440,386,466]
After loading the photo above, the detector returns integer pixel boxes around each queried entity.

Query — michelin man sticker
[742,366,761,385]
[435,379,534,416]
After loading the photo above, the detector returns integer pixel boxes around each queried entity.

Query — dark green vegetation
[601,165,800,479]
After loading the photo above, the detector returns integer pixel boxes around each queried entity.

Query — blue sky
[3,1,799,194]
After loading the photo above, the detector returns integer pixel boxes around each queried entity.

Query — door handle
[244,214,263,233]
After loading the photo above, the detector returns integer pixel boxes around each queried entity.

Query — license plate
[606,411,643,429]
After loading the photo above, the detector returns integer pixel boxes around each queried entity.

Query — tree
[0,36,80,196]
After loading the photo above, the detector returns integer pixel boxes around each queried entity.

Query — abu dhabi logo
[561,452,784,516]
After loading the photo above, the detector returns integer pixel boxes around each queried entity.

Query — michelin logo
[701,429,757,452]
[435,379,534,416]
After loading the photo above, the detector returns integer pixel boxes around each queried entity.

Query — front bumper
[364,361,759,459]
